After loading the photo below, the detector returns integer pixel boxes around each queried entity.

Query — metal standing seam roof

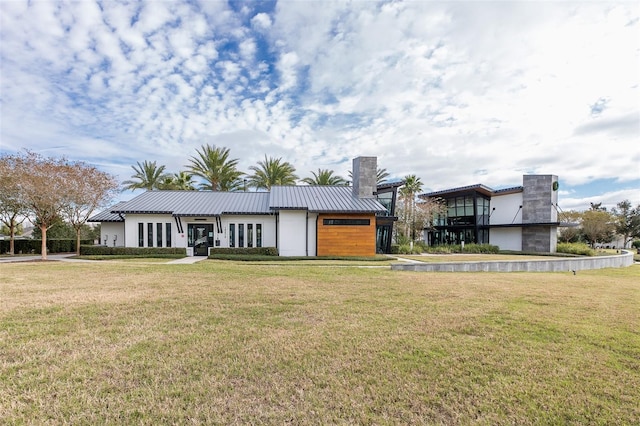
[110,191,272,216]
[270,186,387,213]
[88,201,127,222]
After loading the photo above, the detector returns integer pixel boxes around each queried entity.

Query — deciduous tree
[612,200,640,248]
[0,155,28,255]
[61,163,119,255]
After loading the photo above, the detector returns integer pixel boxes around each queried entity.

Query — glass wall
[427,191,490,245]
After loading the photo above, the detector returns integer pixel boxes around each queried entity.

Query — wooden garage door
[317,213,376,257]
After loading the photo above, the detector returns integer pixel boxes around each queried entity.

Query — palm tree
[247,156,298,190]
[399,174,423,240]
[187,145,243,191]
[122,160,168,191]
[301,169,348,185]
[348,167,390,185]
[158,171,197,190]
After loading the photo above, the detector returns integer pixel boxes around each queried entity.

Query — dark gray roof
[88,201,127,222]
[112,191,272,216]
[270,186,386,213]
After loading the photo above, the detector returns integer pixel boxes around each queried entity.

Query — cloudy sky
[1,0,638,210]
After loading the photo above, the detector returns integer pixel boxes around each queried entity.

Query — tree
[581,209,615,248]
[611,200,640,248]
[0,154,29,255]
[301,169,348,185]
[60,163,119,255]
[187,145,243,191]
[398,175,424,240]
[6,151,76,260]
[247,156,298,190]
[558,210,583,243]
[158,171,197,190]
[122,160,168,191]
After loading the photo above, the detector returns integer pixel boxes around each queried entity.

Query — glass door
[188,224,214,256]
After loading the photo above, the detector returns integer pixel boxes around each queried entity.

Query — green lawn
[1,260,639,424]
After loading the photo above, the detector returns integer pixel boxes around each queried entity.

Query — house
[89,157,402,257]
[419,175,563,252]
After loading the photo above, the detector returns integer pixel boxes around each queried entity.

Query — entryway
[188,224,214,256]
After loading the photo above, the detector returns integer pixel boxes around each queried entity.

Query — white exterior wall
[490,228,522,251]
[278,210,313,256]
[490,192,523,225]
[307,213,318,256]
[100,223,125,247]
[124,214,175,248]
[123,214,277,256]
[218,215,276,251]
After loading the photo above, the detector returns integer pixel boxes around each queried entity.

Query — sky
[1,0,638,211]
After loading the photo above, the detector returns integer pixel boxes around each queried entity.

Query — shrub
[79,246,186,256]
[1,239,92,254]
[209,247,278,256]
[422,244,499,254]
[632,240,640,249]
[556,242,595,256]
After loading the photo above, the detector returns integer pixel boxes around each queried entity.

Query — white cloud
[1,0,638,209]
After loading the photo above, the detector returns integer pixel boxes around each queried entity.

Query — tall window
[166,223,172,247]
[147,223,153,247]
[238,224,244,248]
[229,224,235,247]
[138,223,144,247]
[156,223,163,247]
[247,224,253,248]
[256,224,262,247]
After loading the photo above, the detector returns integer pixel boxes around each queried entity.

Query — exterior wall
[490,192,523,225]
[522,175,558,252]
[490,228,522,251]
[218,215,276,251]
[100,223,125,247]
[278,211,310,256]
[317,213,376,257]
[124,214,175,248]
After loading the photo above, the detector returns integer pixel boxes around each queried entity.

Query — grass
[1,260,639,424]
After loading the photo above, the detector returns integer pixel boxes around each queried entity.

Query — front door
[188,224,214,256]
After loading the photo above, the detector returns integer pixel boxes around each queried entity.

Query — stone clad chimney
[352,156,377,199]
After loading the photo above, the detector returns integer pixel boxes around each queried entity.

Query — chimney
[352,156,377,198]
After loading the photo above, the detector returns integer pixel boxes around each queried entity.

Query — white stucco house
[90,157,403,257]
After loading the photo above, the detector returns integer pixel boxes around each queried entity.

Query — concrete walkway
[166,256,208,264]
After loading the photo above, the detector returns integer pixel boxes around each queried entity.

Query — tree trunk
[76,228,81,256]
[40,225,48,260]
[9,221,15,255]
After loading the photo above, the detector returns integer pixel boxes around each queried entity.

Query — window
[229,224,235,247]
[256,224,262,247]
[147,223,153,247]
[166,223,172,247]
[157,223,163,247]
[138,223,144,247]
[323,218,370,226]
[247,224,253,248]
[238,224,244,248]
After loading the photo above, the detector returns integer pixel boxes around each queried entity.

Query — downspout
[275,213,279,253]
[118,214,125,246]
[306,211,309,256]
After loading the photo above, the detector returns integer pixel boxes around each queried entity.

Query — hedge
[1,239,93,254]
[79,246,186,256]
[209,247,279,256]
